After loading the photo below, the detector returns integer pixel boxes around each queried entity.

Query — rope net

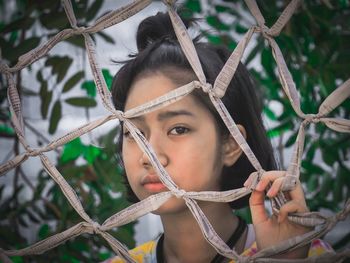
[1,0,350,262]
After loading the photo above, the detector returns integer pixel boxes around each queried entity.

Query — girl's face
[122,73,235,214]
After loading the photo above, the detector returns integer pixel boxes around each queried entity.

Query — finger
[249,188,269,225]
[278,200,309,223]
[288,181,307,206]
[266,177,284,198]
[255,170,286,191]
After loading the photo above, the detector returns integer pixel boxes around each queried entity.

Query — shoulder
[103,240,157,263]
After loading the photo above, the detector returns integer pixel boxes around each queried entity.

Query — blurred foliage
[0,0,135,262]
[183,0,350,249]
[1,0,350,261]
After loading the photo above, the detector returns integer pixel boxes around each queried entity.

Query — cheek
[122,143,139,181]
[170,135,222,190]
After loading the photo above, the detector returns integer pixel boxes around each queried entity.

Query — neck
[159,201,243,263]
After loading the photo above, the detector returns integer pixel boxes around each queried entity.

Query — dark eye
[123,131,134,140]
[169,126,190,135]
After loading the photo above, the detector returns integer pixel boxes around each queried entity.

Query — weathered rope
[0,0,349,262]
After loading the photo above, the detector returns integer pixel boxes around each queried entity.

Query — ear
[222,124,247,167]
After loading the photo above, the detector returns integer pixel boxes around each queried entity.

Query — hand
[245,170,311,259]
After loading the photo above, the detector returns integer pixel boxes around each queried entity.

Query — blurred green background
[0,0,349,262]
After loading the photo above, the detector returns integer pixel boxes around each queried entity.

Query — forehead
[124,73,199,112]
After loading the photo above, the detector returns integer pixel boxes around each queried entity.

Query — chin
[151,196,188,215]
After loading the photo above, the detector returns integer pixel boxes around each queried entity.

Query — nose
[139,135,169,169]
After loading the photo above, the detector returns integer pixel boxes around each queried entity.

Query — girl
[106,12,331,263]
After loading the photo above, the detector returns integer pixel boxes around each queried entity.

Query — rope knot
[114,110,125,120]
[27,148,41,157]
[201,83,212,94]
[258,24,270,38]
[74,26,86,34]
[91,222,102,234]
[174,189,186,199]
[305,114,321,124]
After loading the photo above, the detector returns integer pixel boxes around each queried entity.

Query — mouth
[141,174,167,192]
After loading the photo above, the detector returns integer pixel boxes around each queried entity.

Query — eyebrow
[158,110,195,121]
[130,110,195,122]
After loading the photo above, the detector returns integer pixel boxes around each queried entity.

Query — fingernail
[266,189,272,197]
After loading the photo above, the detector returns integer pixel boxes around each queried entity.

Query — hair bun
[136,12,193,52]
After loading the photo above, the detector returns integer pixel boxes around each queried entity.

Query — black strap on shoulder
[210,216,247,263]
[156,233,165,263]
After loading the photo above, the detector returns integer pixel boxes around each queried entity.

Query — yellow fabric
[107,238,332,263]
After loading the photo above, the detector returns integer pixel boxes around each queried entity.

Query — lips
[141,174,167,192]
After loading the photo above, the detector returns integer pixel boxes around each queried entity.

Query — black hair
[111,12,276,209]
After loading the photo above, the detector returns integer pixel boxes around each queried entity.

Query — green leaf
[38,224,50,239]
[261,47,275,78]
[10,256,23,263]
[185,0,201,13]
[267,121,293,138]
[9,31,18,44]
[6,37,41,62]
[306,174,318,192]
[49,100,62,134]
[64,35,85,48]
[65,97,97,107]
[39,81,52,119]
[215,5,231,13]
[63,71,85,93]
[235,23,248,34]
[102,69,113,90]
[86,0,103,21]
[40,11,69,30]
[205,33,222,45]
[45,56,73,83]
[235,207,252,224]
[284,132,298,148]
[37,70,44,82]
[333,169,343,203]
[320,174,333,198]
[83,145,102,164]
[99,252,112,261]
[96,31,115,44]
[321,146,339,166]
[302,160,325,175]
[306,142,317,161]
[60,138,85,164]
[263,106,277,121]
[206,16,230,31]
[81,80,96,97]
[0,124,15,136]
[0,17,35,34]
